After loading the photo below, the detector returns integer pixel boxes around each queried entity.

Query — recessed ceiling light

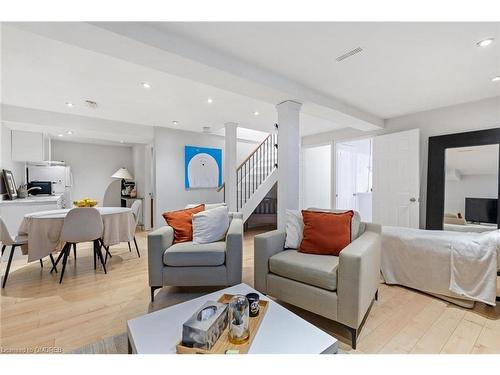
[65,102,74,107]
[477,38,494,47]
[172,120,179,125]
[141,82,151,89]
[66,130,73,135]
[57,134,63,137]
[120,140,124,143]
[207,98,213,104]
[492,76,500,82]
[254,111,260,116]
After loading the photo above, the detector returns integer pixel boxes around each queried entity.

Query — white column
[224,122,238,212]
[276,100,302,230]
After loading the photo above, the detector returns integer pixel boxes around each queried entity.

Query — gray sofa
[254,221,381,349]
[148,212,243,302]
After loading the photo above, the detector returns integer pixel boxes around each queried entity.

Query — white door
[372,129,420,228]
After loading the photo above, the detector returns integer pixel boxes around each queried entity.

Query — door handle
[409,197,417,202]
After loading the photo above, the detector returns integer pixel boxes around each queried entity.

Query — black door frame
[426,127,500,230]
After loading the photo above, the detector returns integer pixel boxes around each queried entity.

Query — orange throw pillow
[299,210,353,256]
[162,204,205,243]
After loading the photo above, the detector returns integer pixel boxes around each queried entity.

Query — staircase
[235,132,278,222]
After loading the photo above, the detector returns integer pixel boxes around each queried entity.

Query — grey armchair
[148,212,243,302]
[254,221,381,349]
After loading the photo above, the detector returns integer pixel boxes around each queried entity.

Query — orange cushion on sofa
[162,204,205,243]
[299,210,353,256]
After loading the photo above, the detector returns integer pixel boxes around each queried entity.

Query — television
[465,198,498,224]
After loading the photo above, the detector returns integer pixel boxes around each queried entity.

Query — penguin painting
[187,152,219,188]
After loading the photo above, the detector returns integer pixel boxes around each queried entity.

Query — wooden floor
[1,227,499,354]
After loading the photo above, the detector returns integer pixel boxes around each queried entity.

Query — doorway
[335,138,373,222]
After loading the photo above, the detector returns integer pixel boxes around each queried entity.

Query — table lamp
[111,168,134,196]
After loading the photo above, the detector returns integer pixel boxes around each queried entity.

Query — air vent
[84,100,98,109]
[336,47,363,62]
[202,126,212,133]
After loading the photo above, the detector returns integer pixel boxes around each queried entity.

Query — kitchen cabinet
[11,130,50,162]
[0,195,63,234]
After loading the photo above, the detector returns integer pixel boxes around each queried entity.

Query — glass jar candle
[228,295,250,344]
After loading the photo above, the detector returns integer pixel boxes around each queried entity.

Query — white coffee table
[127,283,338,354]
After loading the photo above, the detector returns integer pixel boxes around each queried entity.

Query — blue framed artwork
[185,145,222,189]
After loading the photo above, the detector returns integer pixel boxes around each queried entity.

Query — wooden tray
[176,294,268,354]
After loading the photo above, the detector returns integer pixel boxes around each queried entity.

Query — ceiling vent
[84,100,98,109]
[202,126,212,133]
[336,47,363,62]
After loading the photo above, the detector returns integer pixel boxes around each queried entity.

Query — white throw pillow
[185,203,227,211]
[284,209,304,249]
[192,206,230,244]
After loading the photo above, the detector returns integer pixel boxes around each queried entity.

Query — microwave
[27,181,54,195]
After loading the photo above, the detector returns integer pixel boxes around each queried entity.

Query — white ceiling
[156,22,500,118]
[1,25,345,141]
[446,144,499,175]
[1,22,499,146]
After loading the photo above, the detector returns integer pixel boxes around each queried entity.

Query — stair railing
[253,197,277,215]
[236,132,278,211]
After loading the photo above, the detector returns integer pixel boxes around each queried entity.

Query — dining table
[18,207,136,262]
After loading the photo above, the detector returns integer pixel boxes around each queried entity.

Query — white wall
[132,144,154,230]
[301,145,331,209]
[154,126,258,227]
[445,174,498,215]
[51,140,133,205]
[1,124,26,198]
[133,145,146,199]
[302,96,500,228]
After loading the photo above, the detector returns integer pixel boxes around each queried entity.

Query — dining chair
[51,208,107,283]
[129,200,142,258]
[104,202,141,263]
[1,217,57,288]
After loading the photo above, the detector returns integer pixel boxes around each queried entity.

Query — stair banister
[220,131,278,215]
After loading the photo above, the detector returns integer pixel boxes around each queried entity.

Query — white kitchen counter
[0,194,63,206]
[0,194,64,236]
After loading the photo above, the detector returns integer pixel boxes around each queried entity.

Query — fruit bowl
[73,198,98,208]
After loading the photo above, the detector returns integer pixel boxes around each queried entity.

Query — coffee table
[127,283,338,354]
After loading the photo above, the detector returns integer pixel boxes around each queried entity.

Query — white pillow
[284,210,304,249]
[185,203,227,211]
[192,206,230,244]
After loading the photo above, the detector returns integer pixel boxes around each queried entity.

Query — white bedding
[443,223,497,233]
[381,227,499,306]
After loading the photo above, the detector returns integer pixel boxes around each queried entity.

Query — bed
[381,227,500,307]
[443,223,497,233]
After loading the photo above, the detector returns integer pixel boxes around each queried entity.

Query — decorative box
[181,301,228,350]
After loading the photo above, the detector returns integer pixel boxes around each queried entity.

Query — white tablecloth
[18,207,136,262]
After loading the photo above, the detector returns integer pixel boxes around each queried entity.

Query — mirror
[443,144,499,232]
